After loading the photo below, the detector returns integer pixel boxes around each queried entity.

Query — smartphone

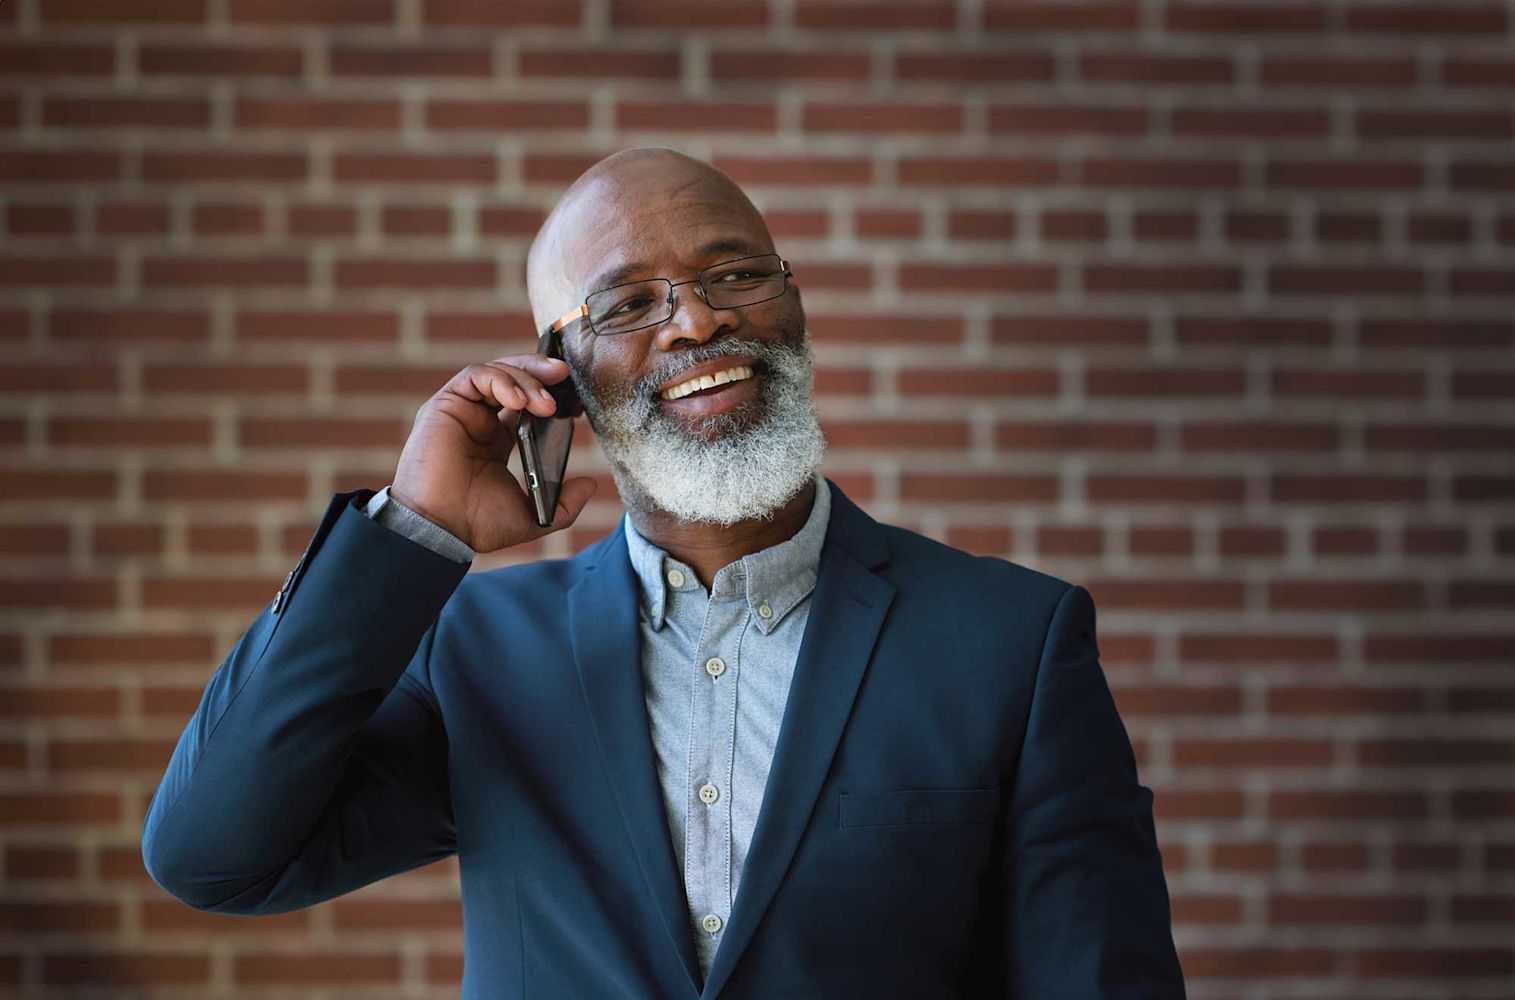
[515,324,583,528]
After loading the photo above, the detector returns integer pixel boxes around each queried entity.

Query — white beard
[569,331,827,527]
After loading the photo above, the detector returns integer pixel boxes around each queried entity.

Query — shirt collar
[622,470,831,635]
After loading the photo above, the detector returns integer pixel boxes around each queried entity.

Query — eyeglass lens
[585,254,788,336]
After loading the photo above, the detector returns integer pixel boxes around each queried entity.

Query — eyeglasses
[549,253,793,338]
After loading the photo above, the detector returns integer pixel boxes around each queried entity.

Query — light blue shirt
[362,471,833,980]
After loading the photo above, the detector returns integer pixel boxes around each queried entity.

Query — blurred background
[2,0,1513,996]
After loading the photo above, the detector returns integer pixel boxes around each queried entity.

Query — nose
[652,279,741,352]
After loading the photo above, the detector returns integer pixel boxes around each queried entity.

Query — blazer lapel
[699,481,897,1000]
[568,523,703,997]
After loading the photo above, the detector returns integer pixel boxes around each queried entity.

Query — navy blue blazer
[142,478,1185,999]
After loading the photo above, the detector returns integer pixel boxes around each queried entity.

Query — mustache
[633,337,794,400]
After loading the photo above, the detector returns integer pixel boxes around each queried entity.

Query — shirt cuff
[363,485,476,564]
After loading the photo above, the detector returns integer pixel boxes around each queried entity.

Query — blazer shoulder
[877,520,1076,607]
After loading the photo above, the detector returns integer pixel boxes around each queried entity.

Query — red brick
[424,0,579,26]
[142,256,305,289]
[5,205,75,235]
[331,44,492,78]
[140,41,302,77]
[796,0,956,31]
[1270,790,1428,821]
[804,101,962,134]
[1356,947,1512,978]
[997,420,1154,450]
[1040,210,1107,241]
[519,47,679,80]
[41,0,205,24]
[0,42,115,76]
[714,156,873,186]
[230,0,395,25]
[620,100,776,132]
[1268,159,1423,189]
[898,156,1059,186]
[43,952,209,986]
[985,2,1139,32]
[610,1,766,27]
[1183,947,1333,977]
[95,200,172,235]
[192,202,264,236]
[288,202,359,237]
[993,316,1147,346]
[0,687,120,719]
[1270,893,1427,926]
[990,103,1147,135]
[1085,579,1246,611]
[900,263,1057,293]
[142,149,306,183]
[0,256,115,288]
[1080,51,1234,85]
[334,152,495,184]
[430,99,590,131]
[0,152,121,184]
[1172,107,1329,137]
[1344,3,1507,35]
[234,951,402,984]
[897,51,1054,84]
[1271,263,1423,296]
[0,792,120,826]
[1175,738,1334,768]
[42,97,209,129]
[51,309,210,346]
[1084,157,1241,188]
[1360,109,1512,140]
[47,417,213,450]
[335,258,495,290]
[237,96,400,132]
[142,470,307,502]
[900,473,1059,503]
[1260,53,1417,87]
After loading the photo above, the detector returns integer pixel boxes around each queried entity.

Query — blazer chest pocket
[839,788,998,828]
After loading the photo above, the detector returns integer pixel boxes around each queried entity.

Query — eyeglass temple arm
[549,304,588,335]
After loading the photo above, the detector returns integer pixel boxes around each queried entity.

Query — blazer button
[271,566,296,613]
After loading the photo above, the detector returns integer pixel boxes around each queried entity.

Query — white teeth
[660,365,754,400]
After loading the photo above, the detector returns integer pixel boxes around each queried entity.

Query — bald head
[525,147,775,334]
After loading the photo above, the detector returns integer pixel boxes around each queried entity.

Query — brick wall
[2,0,1513,996]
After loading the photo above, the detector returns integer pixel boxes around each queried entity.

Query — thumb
[551,476,599,528]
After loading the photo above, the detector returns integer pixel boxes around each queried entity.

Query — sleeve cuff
[363,485,476,564]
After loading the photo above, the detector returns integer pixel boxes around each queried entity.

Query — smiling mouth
[659,364,757,401]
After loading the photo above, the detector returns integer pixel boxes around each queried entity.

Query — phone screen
[516,327,581,527]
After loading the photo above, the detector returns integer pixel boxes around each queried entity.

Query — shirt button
[699,782,719,805]
[666,568,685,588]
[701,913,723,934]
[704,656,726,678]
[757,601,772,619]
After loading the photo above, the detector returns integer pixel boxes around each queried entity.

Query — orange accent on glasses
[549,303,588,335]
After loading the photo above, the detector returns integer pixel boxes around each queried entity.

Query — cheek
[572,336,643,403]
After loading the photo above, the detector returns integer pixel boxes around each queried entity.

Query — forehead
[554,173,772,295]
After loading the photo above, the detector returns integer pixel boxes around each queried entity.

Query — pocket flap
[840,787,998,827]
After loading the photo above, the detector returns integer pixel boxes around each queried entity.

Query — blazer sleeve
[1003,584,1187,998]
[140,489,472,914]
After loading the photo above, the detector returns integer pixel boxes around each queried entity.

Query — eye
[714,270,760,283]
[608,295,654,315]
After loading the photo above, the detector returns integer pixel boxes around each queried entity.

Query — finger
[488,354,572,385]
[480,363,559,417]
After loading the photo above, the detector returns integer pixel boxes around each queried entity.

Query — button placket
[685,576,738,966]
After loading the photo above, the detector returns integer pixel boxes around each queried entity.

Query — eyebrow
[581,236,767,298]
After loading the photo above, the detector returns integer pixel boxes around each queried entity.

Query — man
[142,147,1185,998]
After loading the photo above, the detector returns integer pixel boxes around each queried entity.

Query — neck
[627,476,818,591]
